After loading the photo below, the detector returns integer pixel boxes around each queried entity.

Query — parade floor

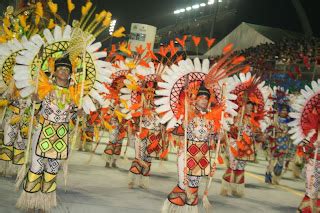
[0,145,305,213]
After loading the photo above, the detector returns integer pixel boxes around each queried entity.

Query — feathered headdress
[288,79,320,145]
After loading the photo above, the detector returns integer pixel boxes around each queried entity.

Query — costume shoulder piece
[288,79,320,144]
[13,25,112,114]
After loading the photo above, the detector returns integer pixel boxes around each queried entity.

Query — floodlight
[192,4,200,9]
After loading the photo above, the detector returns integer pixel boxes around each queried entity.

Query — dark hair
[55,55,72,72]
[197,82,210,99]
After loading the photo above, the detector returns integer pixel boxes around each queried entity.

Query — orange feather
[160,149,169,159]
[243,132,251,145]
[230,146,238,157]
[139,128,149,139]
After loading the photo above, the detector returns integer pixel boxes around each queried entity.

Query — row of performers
[0,52,319,213]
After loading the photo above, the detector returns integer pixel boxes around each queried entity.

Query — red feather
[223,43,234,54]
[192,36,201,47]
[205,37,216,48]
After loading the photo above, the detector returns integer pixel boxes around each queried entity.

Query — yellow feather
[67,0,75,13]
[114,110,126,122]
[10,115,21,125]
[103,121,113,131]
[0,100,9,107]
[94,125,100,141]
[120,99,128,109]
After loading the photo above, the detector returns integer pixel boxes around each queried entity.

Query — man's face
[279,107,288,117]
[196,95,209,109]
[55,66,71,81]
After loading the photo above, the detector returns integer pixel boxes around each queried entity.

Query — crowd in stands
[208,37,320,75]
[239,38,319,72]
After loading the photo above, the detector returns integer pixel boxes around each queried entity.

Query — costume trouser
[162,145,200,213]
[0,120,25,176]
[16,126,61,211]
[130,136,152,174]
[104,126,124,166]
[221,139,246,197]
[129,135,153,188]
[298,159,320,213]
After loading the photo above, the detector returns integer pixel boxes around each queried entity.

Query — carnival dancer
[13,4,121,208]
[122,63,165,189]
[0,38,30,177]
[220,73,270,197]
[16,54,80,211]
[104,102,127,168]
[265,87,291,184]
[288,79,320,212]
[157,41,245,212]
[103,61,130,168]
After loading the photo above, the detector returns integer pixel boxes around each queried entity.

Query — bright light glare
[192,4,200,9]
[174,1,218,14]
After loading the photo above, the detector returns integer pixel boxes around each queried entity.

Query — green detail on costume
[43,125,55,138]
[53,139,67,153]
[39,139,53,152]
[36,114,69,159]
[57,125,67,138]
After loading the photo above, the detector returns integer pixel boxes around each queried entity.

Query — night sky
[2,0,319,38]
[88,0,319,37]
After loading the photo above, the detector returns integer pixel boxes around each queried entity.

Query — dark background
[1,0,319,38]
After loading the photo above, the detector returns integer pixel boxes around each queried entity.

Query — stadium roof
[205,22,304,56]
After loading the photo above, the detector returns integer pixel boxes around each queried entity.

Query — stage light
[208,0,214,5]
[174,10,180,14]
[180,9,186,13]
[200,3,206,7]
[186,7,192,11]
[192,4,200,9]
[218,0,222,2]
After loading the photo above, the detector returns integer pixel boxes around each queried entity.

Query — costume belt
[38,115,68,125]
